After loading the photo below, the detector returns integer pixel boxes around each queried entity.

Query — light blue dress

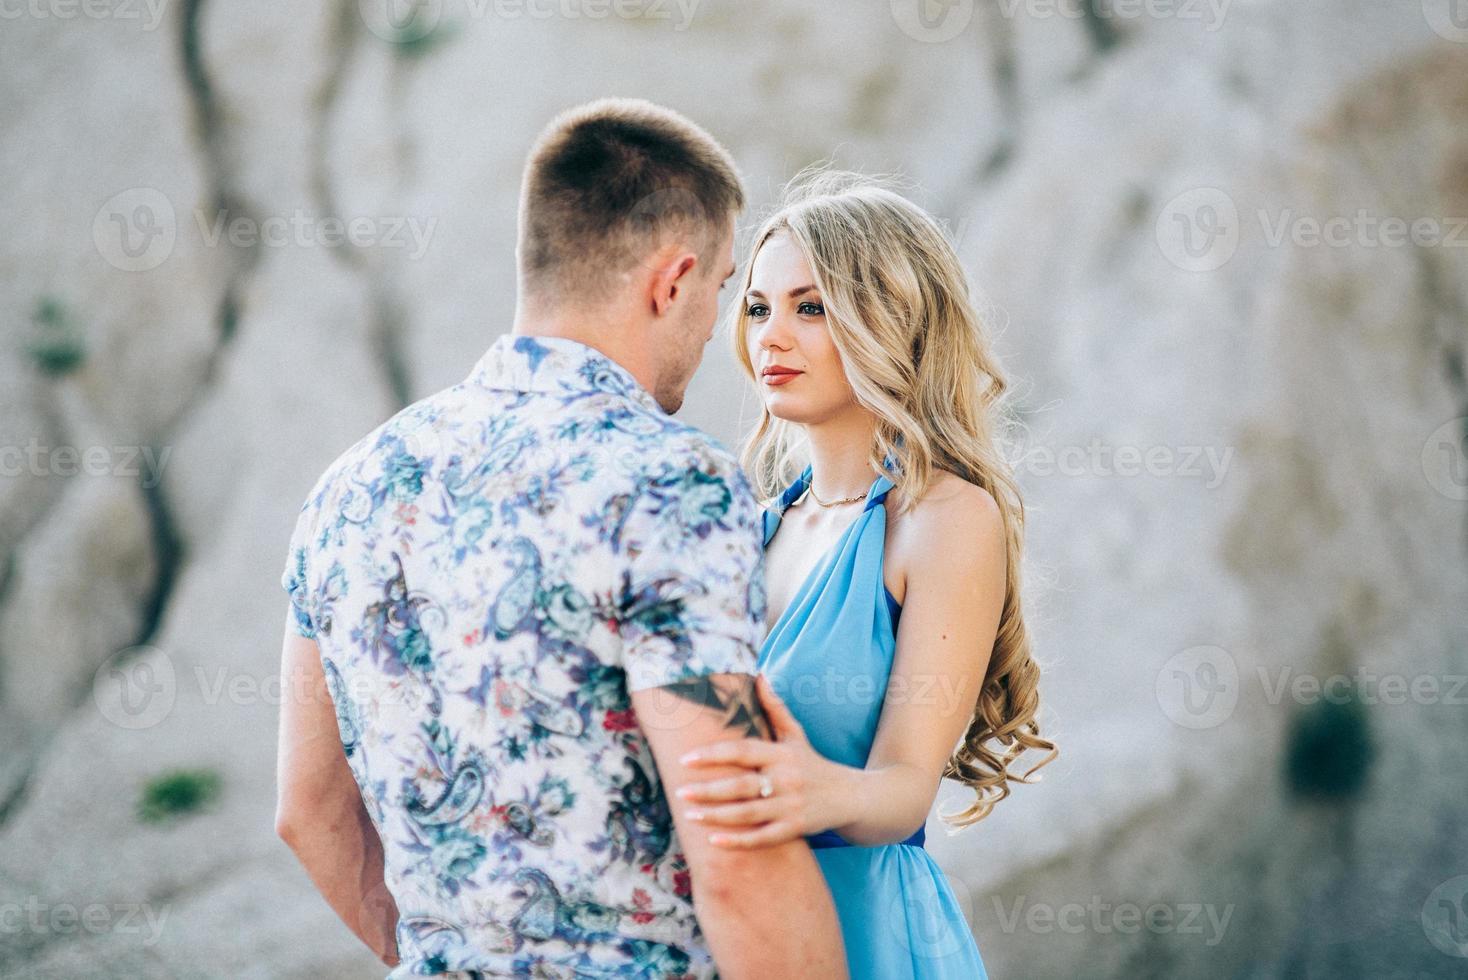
[759,465,989,979]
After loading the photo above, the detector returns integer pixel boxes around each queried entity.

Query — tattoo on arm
[659,674,773,740]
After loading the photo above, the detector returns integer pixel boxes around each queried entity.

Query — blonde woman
[677,170,1056,977]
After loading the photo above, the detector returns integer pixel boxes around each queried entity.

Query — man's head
[516,98,743,414]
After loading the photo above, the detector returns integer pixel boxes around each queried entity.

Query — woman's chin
[762,396,811,424]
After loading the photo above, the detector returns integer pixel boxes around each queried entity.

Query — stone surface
[2,1,1465,976]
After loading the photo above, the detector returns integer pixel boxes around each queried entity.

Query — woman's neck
[803,408,879,502]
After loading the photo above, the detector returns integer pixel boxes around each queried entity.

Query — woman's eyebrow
[743,284,818,299]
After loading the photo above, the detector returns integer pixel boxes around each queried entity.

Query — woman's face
[744,231,857,425]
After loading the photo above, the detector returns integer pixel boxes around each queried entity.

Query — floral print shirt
[281,334,766,978]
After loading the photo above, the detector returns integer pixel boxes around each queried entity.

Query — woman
[677,170,1057,978]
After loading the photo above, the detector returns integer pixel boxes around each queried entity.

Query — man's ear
[648,248,700,316]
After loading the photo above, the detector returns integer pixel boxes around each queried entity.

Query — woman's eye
[798,302,825,316]
[746,304,769,318]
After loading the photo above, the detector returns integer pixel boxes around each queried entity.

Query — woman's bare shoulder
[889,469,999,529]
[885,469,1003,590]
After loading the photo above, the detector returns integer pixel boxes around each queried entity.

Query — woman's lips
[762,370,802,386]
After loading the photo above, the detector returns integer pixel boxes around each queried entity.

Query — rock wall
[1,0,1463,976]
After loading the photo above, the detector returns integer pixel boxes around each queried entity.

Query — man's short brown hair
[518,97,744,301]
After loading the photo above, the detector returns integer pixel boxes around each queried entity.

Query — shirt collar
[467,334,665,415]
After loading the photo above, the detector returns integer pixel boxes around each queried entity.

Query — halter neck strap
[864,471,895,512]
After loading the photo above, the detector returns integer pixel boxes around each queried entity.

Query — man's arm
[274,614,400,967]
[631,672,848,979]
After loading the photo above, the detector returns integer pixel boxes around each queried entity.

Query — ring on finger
[757,772,774,799]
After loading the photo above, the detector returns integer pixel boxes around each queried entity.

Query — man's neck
[511,305,658,398]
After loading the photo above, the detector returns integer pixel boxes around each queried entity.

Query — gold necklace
[801,482,868,508]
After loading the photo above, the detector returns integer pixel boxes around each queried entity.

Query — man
[275,98,848,978]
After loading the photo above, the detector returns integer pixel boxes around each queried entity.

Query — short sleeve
[281,498,318,639]
[616,441,765,692]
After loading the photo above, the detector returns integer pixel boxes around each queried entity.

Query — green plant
[1283,688,1374,802]
[27,296,86,376]
[138,768,222,823]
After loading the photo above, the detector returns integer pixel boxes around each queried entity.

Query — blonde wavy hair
[728,168,1057,826]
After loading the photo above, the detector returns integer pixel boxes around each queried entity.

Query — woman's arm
[679,480,1006,848]
[831,479,1006,843]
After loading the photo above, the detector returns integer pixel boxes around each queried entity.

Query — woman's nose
[758,319,794,351]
